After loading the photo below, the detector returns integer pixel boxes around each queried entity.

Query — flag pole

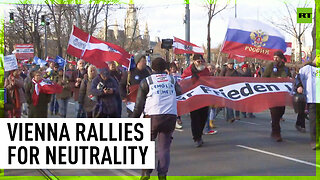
[63,57,66,81]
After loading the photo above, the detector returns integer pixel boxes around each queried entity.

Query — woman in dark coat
[25,70,51,118]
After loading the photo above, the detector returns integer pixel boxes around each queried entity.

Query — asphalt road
[7,101,319,178]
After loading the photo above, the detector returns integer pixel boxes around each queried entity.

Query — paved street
[7,102,318,177]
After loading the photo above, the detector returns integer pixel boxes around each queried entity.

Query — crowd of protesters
[3,50,319,179]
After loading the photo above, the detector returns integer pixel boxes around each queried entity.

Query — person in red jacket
[181,54,210,147]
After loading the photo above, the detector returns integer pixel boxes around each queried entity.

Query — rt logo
[297,8,312,23]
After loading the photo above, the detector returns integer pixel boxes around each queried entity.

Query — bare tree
[205,0,229,63]
[269,2,312,63]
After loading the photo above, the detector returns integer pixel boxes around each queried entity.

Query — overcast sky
[1,0,315,48]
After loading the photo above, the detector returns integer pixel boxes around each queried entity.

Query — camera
[97,82,105,91]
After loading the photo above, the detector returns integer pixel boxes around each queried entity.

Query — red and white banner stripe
[14,44,34,60]
[173,37,204,55]
[127,76,293,116]
[284,42,292,63]
[66,26,131,68]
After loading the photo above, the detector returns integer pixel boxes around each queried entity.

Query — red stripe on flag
[222,41,284,61]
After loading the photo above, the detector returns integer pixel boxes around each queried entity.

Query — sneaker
[195,139,203,148]
[311,143,319,150]
[209,120,216,128]
[271,132,283,142]
[205,130,218,135]
[175,122,183,129]
[295,125,306,133]
[227,118,236,123]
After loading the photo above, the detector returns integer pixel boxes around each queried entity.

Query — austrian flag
[67,26,131,68]
[173,37,204,55]
[32,79,63,106]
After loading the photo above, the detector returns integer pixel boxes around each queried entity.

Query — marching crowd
[3,50,319,179]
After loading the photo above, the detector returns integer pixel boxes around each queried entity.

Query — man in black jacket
[120,53,151,117]
[131,57,181,180]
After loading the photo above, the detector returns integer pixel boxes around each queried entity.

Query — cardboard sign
[3,55,18,72]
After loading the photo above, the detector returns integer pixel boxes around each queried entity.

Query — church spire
[114,20,119,39]
[144,22,150,41]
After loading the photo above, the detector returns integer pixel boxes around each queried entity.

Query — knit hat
[241,64,248,69]
[134,51,146,64]
[98,68,110,76]
[274,50,286,62]
[227,59,234,64]
[193,54,204,61]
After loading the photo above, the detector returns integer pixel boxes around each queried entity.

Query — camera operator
[91,68,120,118]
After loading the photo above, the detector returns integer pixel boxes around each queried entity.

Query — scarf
[31,78,41,106]
[10,75,21,109]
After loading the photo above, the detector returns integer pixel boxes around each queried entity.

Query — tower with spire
[143,22,150,42]
[124,1,140,39]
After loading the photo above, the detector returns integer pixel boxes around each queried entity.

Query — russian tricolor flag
[221,19,287,61]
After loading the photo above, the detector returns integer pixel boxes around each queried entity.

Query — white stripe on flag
[68,34,87,51]
[173,42,204,54]
[228,18,285,38]
[86,42,121,54]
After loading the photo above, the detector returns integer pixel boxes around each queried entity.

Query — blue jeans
[226,108,239,120]
[75,101,86,118]
[50,94,59,114]
[205,107,216,132]
[58,98,69,118]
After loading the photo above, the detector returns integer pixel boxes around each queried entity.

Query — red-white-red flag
[82,35,130,68]
[32,79,63,106]
[67,26,89,59]
[173,37,204,55]
[228,53,246,62]
[284,42,292,63]
[66,26,131,68]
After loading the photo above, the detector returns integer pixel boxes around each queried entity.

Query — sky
[1,0,315,49]
[108,0,315,48]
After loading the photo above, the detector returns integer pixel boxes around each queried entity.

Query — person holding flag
[120,52,151,117]
[181,54,210,147]
[24,71,54,118]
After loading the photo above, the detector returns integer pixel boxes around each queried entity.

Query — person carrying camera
[91,68,120,118]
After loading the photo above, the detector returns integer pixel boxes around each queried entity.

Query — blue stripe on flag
[225,29,287,51]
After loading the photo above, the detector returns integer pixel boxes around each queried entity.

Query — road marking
[68,102,75,105]
[109,170,128,177]
[237,145,320,168]
[236,120,261,126]
[123,169,140,176]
